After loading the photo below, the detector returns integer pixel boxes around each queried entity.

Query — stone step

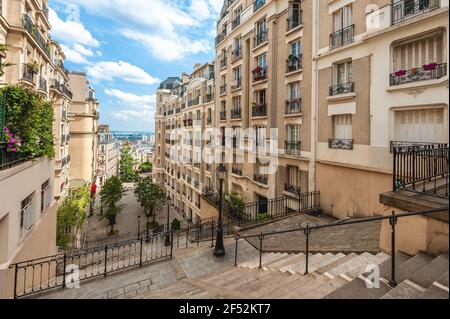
[313,253,357,276]
[262,253,299,270]
[420,283,449,299]
[324,252,382,280]
[264,254,305,271]
[380,280,424,299]
[225,269,280,291]
[308,253,346,274]
[344,252,390,279]
[436,270,449,287]
[279,254,323,274]
[236,271,291,295]
[393,253,433,284]
[408,254,449,289]
[239,253,287,269]
[284,275,338,299]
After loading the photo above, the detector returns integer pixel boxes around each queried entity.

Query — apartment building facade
[97,124,119,188]
[68,72,100,188]
[314,0,449,219]
[214,0,313,209]
[0,0,71,298]
[154,63,217,223]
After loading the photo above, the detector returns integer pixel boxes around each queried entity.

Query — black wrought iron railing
[231,108,241,119]
[286,54,302,72]
[220,84,227,95]
[232,16,241,29]
[39,76,47,92]
[220,57,227,69]
[23,15,51,58]
[285,183,301,195]
[390,63,447,86]
[233,207,448,287]
[220,111,227,121]
[286,98,301,114]
[232,46,242,60]
[329,82,355,96]
[254,30,268,47]
[253,173,268,185]
[1,143,32,171]
[285,141,301,155]
[329,24,354,50]
[232,167,243,176]
[393,143,449,198]
[329,139,354,150]
[252,103,267,117]
[287,12,302,31]
[22,64,35,83]
[391,0,441,25]
[215,29,227,45]
[252,66,267,81]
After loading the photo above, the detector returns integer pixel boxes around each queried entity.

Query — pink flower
[4,127,9,133]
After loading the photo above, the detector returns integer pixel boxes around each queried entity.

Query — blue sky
[49,0,221,132]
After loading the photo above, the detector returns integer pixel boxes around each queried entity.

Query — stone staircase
[133,250,449,299]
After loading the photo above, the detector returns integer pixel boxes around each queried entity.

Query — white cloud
[104,89,155,110]
[60,44,90,64]
[121,30,211,62]
[189,0,212,21]
[87,61,160,85]
[111,109,155,122]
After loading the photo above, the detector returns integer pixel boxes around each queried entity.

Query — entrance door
[257,195,268,216]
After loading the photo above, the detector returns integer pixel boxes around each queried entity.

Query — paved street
[84,183,185,243]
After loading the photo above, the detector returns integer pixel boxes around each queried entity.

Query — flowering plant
[3,127,22,153]
[394,70,406,77]
[423,63,438,71]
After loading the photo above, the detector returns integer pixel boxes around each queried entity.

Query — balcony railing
[254,30,268,47]
[62,86,73,99]
[215,29,227,45]
[220,57,227,69]
[329,82,355,96]
[23,15,51,58]
[204,93,214,103]
[285,183,301,195]
[232,16,241,29]
[187,96,200,107]
[220,111,227,121]
[393,142,449,198]
[329,139,354,150]
[232,46,242,60]
[285,141,301,155]
[220,84,227,95]
[287,12,302,31]
[39,76,47,92]
[253,173,268,185]
[231,108,241,119]
[22,64,35,83]
[329,24,354,50]
[390,63,447,86]
[252,66,267,81]
[232,167,243,176]
[286,98,301,114]
[254,0,266,12]
[1,143,32,171]
[286,54,302,73]
[392,0,441,25]
[42,3,49,21]
[231,77,241,90]
[252,103,267,117]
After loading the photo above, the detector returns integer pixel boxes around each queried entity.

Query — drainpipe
[310,0,319,193]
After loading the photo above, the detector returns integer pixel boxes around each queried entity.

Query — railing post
[258,233,264,269]
[104,245,108,278]
[304,226,312,275]
[170,231,174,259]
[234,235,239,267]
[186,222,190,248]
[211,219,215,248]
[389,211,398,287]
[13,264,18,300]
[197,225,200,247]
[139,236,143,267]
[62,253,67,289]
[393,146,397,192]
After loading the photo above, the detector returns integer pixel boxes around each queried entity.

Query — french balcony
[188,96,200,107]
[254,0,266,12]
[329,139,354,150]
[329,82,355,96]
[287,12,302,31]
[167,110,174,115]
[285,183,301,195]
[220,57,227,69]
[22,65,35,84]
[39,76,47,92]
[254,30,268,48]
[203,186,214,195]
[183,119,193,127]
[232,46,242,60]
[62,86,73,99]
[194,180,199,188]
[220,84,227,95]
[391,0,441,25]
[206,164,212,172]
[232,167,243,176]
[252,103,267,117]
[23,15,51,58]
[51,79,62,93]
[390,63,447,86]
[252,66,267,82]
[220,111,227,121]
[215,29,227,45]
[194,163,201,169]
[329,24,354,50]
[231,77,241,90]
[253,173,268,185]
[286,55,302,73]
[231,108,241,119]
[285,141,301,155]
[204,93,214,103]
[232,16,241,29]
[286,98,302,114]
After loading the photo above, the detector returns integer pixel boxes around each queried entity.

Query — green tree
[134,177,166,233]
[0,44,14,77]
[171,218,181,231]
[139,162,152,173]
[225,193,246,220]
[100,176,126,235]
[119,145,137,182]
[56,186,90,248]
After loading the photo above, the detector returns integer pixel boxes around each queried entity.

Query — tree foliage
[56,186,90,248]
[139,162,152,173]
[134,177,166,227]
[0,85,54,158]
[225,192,246,218]
[100,176,126,234]
[119,145,137,182]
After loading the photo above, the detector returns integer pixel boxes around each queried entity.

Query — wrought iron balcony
[22,64,35,83]
[329,139,354,150]
[285,141,301,155]
[286,98,301,114]
[23,15,51,58]
[254,30,268,47]
[232,167,243,176]
[220,111,227,121]
[1,143,32,171]
[329,24,354,50]
[390,63,447,86]
[215,29,227,45]
[287,12,302,31]
[187,96,200,107]
[220,57,227,69]
[207,117,212,125]
[204,93,214,103]
[252,66,267,81]
[254,0,266,12]
[285,183,301,195]
[220,84,227,95]
[232,46,242,60]
[391,0,441,25]
[39,76,47,92]
[252,103,267,117]
[253,173,268,185]
[286,54,302,73]
[232,15,241,29]
[231,108,241,119]
[329,82,355,96]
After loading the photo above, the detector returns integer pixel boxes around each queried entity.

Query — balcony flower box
[26,61,40,74]
[423,63,438,71]
[394,70,406,77]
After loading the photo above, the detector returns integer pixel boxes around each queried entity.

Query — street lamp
[214,164,226,257]
[137,215,141,238]
[165,195,172,246]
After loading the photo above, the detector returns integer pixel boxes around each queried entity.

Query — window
[288,82,299,100]
[333,114,352,139]
[287,125,299,143]
[335,61,352,85]
[333,5,352,31]
[257,20,267,36]
[232,96,241,109]
[287,166,299,188]
[257,54,267,68]
[255,126,266,146]
[255,90,266,105]
[20,192,36,233]
[290,41,301,57]
[233,67,241,81]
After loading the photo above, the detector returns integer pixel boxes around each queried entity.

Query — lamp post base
[213,228,226,257]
